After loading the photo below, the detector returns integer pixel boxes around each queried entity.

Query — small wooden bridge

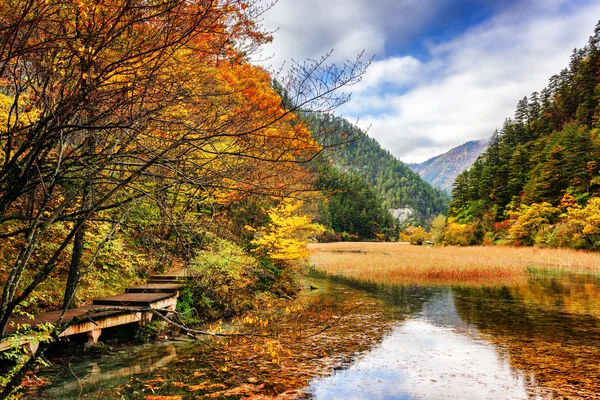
[1,271,193,353]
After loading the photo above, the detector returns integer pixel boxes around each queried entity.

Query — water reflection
[310,290,532,400]
[34,342,182,399]
[310,271,600,399]
[33,271,600,399]
[454,272,600,397]
[34,276,401,399]
[311,319,531,400]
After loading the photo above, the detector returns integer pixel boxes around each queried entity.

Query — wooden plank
[152,270,189,278]
[149,270,198,280]
[126,283,184,294]
[3,276,184,352]
[4,306,134,336]
[1,308,152,351]
[147,279,181,284]
[60,311,148,337]
[93,292,175,307]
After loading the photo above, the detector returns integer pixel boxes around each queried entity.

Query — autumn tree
[250,199,325,262]
[0,0,369,395]
[567,197,600,249]
[507,202,560,246]
[430,214,447,245]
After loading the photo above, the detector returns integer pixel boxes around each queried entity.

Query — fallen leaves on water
[88,281,397,399]
[188,382,226,391]
[145,378,166,384]
[203,383,264,397]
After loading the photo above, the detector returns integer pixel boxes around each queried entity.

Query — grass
[308,242,600,286]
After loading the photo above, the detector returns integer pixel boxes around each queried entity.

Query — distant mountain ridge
[307,114,450,224]
[408,139,489,193]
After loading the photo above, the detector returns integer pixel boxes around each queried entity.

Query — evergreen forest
[447,23,600,250]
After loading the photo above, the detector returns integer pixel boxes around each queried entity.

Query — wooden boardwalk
[126,283,184,294]
[1,272,192,353]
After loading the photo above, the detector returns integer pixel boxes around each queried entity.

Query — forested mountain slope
[313,164,397,240]
[408,139,489,193]
[308,114,450,225]
[446,22,600,249]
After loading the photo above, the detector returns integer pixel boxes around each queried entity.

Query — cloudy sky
[257,0,600,163]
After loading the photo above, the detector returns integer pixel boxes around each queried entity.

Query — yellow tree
[568,197,600,248]
[251,200,324,262]
[507,202,559,246]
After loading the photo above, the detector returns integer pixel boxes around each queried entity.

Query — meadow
[308,242,600,286]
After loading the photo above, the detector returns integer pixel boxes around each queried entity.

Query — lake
[33,269,600,399]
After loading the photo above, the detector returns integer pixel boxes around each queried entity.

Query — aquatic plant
[308,242,600,286]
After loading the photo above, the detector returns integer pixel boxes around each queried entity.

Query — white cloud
[256,0,600,163]
[350,56,424,93]
[339,0,600,163]
[256,0,446,68]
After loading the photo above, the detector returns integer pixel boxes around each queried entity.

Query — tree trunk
[62,222,85,309]
[63,129,93,309]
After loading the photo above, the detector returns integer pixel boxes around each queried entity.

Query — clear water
[33,270,600,399]
[309,271,600,399]
[310,290,530,399]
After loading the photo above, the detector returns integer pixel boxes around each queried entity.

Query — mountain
[408,139,489,193]
[308,113,450,226]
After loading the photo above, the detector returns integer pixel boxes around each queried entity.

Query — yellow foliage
[399,226,430,245]
[444,219,478,246]
[507,202,559,246]
[568,197,600,243]
[251,200,325,261]
[0,92,12,132]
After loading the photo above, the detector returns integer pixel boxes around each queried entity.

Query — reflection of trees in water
[309,269,441,319]
[36,344,178,398]
[514,272,600,317]
[452,273,600,398]
[42,276,405,399]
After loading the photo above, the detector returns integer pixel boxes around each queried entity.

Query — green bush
[185,239,260,321]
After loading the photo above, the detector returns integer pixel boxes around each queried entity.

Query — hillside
[447,22,600,249]
[408,139,489,193]
[309,114,450,225]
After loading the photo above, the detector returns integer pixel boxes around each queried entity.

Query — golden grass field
[308,242,600,286]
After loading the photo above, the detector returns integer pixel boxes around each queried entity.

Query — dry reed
[308,242,600,286]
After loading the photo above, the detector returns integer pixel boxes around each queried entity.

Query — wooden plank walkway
[147,271,197,284]
[93,292,176,307]
[126,283,183,294]
[1,271,193,353]
[5,306,132,336]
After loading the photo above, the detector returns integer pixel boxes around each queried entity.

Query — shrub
[507,202,560,246]
[400,226,430,246]
[443,221,479,246]
[543,222,578,249]
[340,232,360,242]
[186,239,260,321]
[567,197,600,249]
[317,230,342,243]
